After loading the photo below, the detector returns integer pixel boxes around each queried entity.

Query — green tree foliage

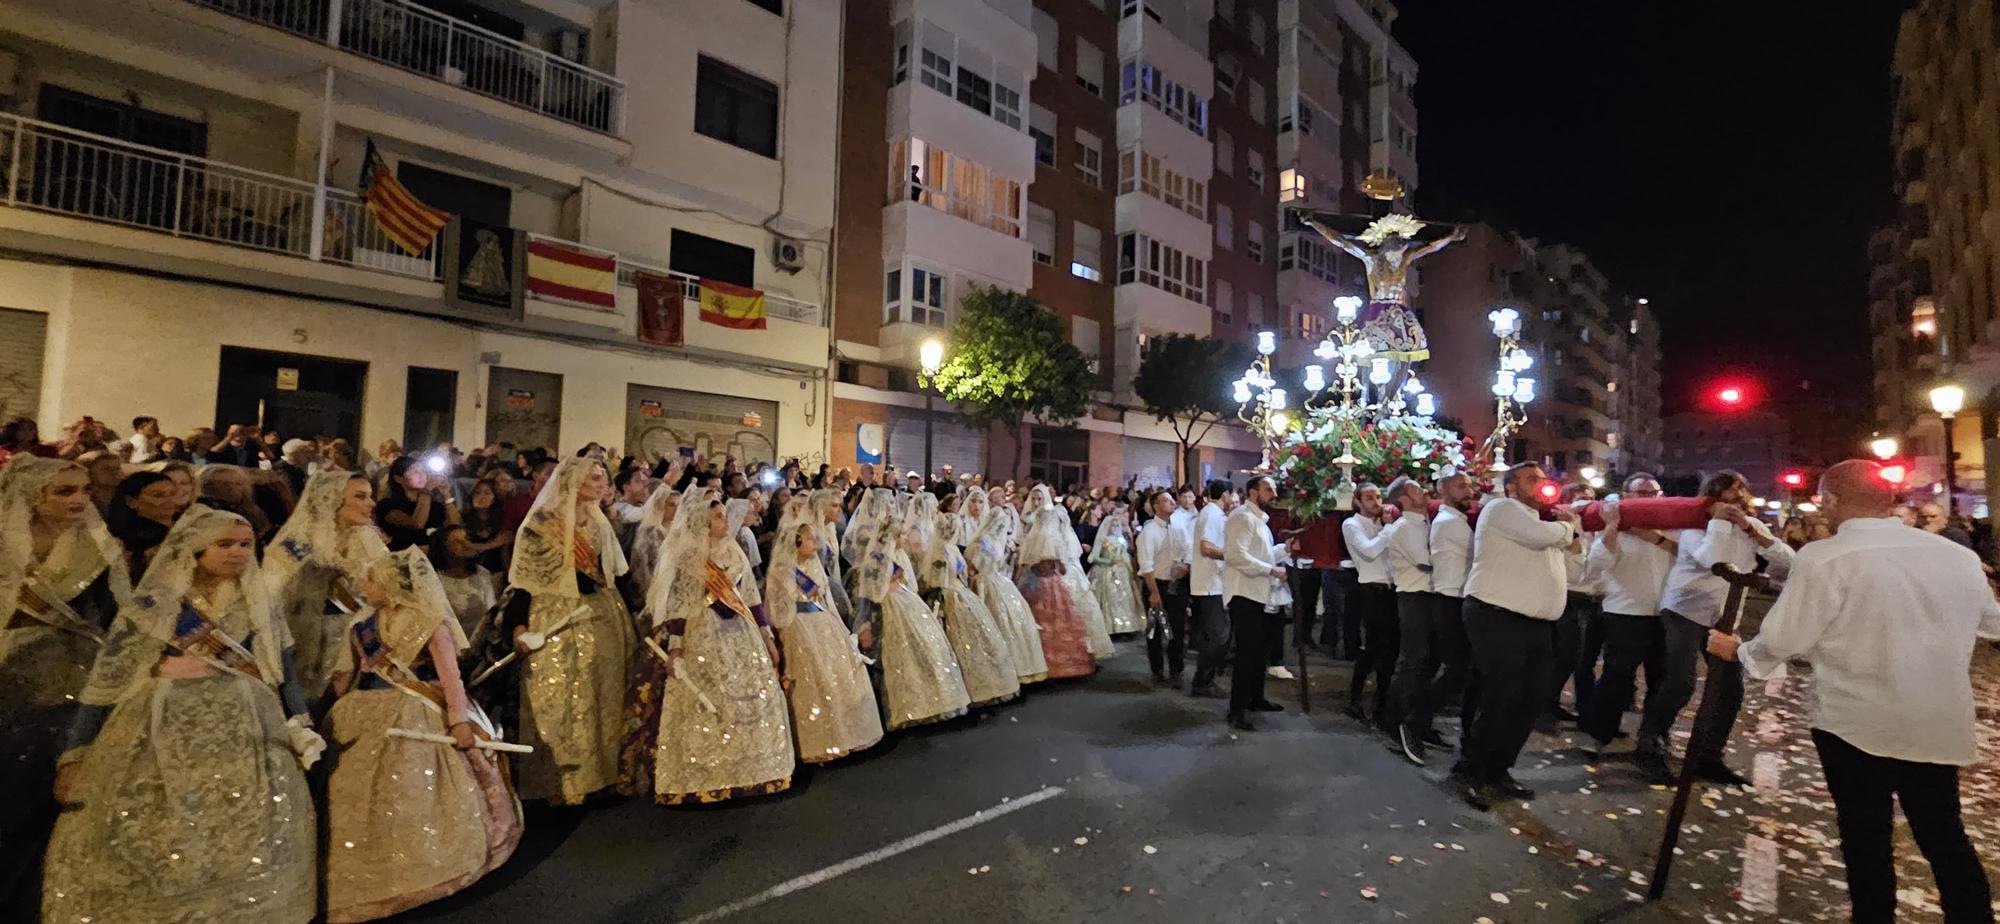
[927,285,1096,478]
[1131,333,1252,485]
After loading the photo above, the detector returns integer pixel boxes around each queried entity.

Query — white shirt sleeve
[1344,517,1394,562]
[1136,525,1161,577]
[1689,519,1738,569]
[1736,552,1830,681]
[1224,513,1275,579]
[1488,500,1576,550]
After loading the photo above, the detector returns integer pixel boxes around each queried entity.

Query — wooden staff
[387,727,534,753]
[1647,562,1772,900]
[468,605,587,687]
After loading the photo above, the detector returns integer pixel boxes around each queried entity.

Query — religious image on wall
[444,217,524,318]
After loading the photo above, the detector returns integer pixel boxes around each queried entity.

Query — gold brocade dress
[1063,553,1117,658]
[649,555,793,803]
[1089,535,1147,635]
[922,546,1019,708]
[321,606,522,922]
[772,566,882,763]
[968,534,1048,685]
[42,596,317,924]
[514,531,636,805]
[877,552,970,730]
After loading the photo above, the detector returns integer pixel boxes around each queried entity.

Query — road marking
[666,785,1068,924]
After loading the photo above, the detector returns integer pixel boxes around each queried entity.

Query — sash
[14,575,107,643]
[328,574,364,616]
[169,602,264,682]
[574,531,605,584]
[704,561,752,621]
[353,612,447,717]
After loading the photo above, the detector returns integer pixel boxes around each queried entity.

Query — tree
[1132,333,1252,486]
[928,285,1096,479]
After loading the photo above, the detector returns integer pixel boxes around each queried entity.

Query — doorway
[403,367,458,451]
[1029,428,1089,492]
[485,367,562,454]
[215,347,367,444]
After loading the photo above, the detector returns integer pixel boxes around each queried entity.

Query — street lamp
[1930,382,1966,514]
[919,337,945,484]
[1869,436,1899,461]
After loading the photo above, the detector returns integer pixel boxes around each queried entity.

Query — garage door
[626,384,779,469]
[0,308,48,422]
[886,405,986,479]
[1122,436,1177,491]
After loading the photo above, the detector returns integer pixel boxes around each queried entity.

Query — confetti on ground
[1359,886,1378,900]
[1142,845,1157,855]
[1490,892,1511,904]
[1073,837,1089,846]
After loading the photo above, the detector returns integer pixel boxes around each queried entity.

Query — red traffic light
[1879,463,1909,485]
[1717,386,1744,405]
[1779,470,1806,489]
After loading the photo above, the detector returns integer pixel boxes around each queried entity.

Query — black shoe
[1583,737,1614,761]
[1397,726,1428,767]
[1693,761,1751,788]
[1228,713,1257,732]
[1492,773,1536,801]
[1341,704,1367,722]
[1251,700,1284,712]
[1421,729,1456,751]
[1633,749,1672,782]
[1190,685,1225,699]
[1457,778,1494,811]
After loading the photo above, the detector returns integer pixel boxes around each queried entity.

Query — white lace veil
[84,506,281,705]
[808,489,844,563]
[967,499,1014,578]
[364,546,467,670]
[1092,509,1132,565]
[850,489,904,604]
[0,456,129,626]
[265,470,387,601]
[508,457,628,599]
[763,496,826,621]
[643,484,719,629]
[959,488,989,546]
[1019,485,1074,564]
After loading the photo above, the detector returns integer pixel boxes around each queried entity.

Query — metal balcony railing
[191,0,625,135]
[0,111,436,279]
[617,261,825,327]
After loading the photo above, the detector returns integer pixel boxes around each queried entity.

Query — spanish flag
[525,238,617,310]
[698,279,767,330]
[358,140,450,256]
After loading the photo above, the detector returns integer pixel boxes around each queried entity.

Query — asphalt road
[398,616,2000,924]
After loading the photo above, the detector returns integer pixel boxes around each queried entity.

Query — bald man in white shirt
[1710,461,1997,924]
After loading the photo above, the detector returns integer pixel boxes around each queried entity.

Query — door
[0,308,48,422]
[485,367,562,455]
[624,384,778,470]
[214,347,367,444]
[1029,428,1089,491]
[403,367,458,451]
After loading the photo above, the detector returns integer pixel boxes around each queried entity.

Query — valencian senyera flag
[358,140,451,256]
[697,279,767,330]
[525,238,617,310]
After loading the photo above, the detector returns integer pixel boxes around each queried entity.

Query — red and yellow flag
[358,140,450,256]
[525,238,617,310]
[697,279,767,330]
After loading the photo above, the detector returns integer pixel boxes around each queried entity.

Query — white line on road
[666,785,1068,924]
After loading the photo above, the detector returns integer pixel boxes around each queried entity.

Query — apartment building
[829,0,1263,486]
[1660,410,1790,497]
[0,0,837,466]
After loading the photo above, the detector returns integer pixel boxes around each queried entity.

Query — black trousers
[1190,594,1229,688]
[1639,609,1743,759]
[1347,582,1399,721]
[1814,729,1994,924]
[1388,591,1445,733]
[1324,569,1359,655]
[1266,607,1288,666]
[1462,597,1554,783]
[1290,566,1323,646]
[1574,595,1606,716]
[1580,611,1665,744]
[1146,580,1190,678]
[1545,592,1590,714]
[1227,596,1271,716]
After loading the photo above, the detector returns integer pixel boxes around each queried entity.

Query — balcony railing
[617,262,824,327]
[191,0,625,136]
[0,111,436,280]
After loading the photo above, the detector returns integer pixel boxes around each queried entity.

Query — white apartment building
[0,0,838,466]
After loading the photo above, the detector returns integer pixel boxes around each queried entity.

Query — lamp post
[1930,382,1966,514]
[920,338,945,486]
[1480,307,1534,469]
[1233,330,1286,472]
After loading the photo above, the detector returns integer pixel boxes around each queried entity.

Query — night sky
[1394,3,1903,430]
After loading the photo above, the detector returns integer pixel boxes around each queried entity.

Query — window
[1214,203,1233,249]
[695,56,779,157]
[1116,232,1206,299]
[919,23,954,93]
[670,228,755,287]
[1246,150,1265,190]
[1028,203,1056,265]
[1075,38,1104,96]
[1215,128,1233,175]
[886,266,947,326]
[993,74,1023,130]
[1215,278,1235,325]
[1245,10,1265,54]
[1120,59,1208,134]
[890,137,1023,237]
[1246,78,1265,124]
[1247,292,1264,324]
[1072,222,1103,282]
[1246,220,1264,263]
[1074,129,1102,186]
[1215,54,1238,98]
[1296,310,1325,340]
[1030,105,1056,166]
[1606,381,1619,393]
[1115,148,1206,218]
[1033,9,1058,72]
[892,20,911,84]
[955,45,994,115]
[1279,167,1305,202]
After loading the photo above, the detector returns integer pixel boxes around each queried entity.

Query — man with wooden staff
[1708,460,1997,923]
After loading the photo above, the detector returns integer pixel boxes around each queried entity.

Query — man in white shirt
[128,415,160,464]
[1188,480,1236,697]
[1379,477,1441,764]
[1422,473,1476,755]
[1138,488,1193,683]
[1549,482,1601,724]
[1709,460,1998,923]
[1645,471,1794,785]
[1457,462,1578,808]
[1341,484,1398,729]
[1579,474,1678,754]
[1223,475,1285,730]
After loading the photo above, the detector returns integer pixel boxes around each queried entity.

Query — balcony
[190,0,624,136]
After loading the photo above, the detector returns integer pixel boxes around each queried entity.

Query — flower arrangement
[1277,410,1489,520]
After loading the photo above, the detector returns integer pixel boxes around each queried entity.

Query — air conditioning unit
[771,235,805,274]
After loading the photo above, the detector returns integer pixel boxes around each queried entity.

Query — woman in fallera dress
[1089,507,1147,636]
[624,480,682,614]
[808,488,856,627]
[0,457,129,919]
[43,508,323,924]
[265,470,390,707]
[853,489,969,729]
[965,494,1047,686]
[624,486,793,803]
[1055,499,1117,658]
[916,492,1019,708]
[503,458,636,805]
[767,497,883,763]
[1016,486,1096,680]
[320,547,521,922]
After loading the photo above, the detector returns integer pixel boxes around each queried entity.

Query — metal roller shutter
[0,308,48,422]
[885,405,986,479]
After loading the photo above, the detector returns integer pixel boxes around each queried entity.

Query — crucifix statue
[1298,210,1464,362]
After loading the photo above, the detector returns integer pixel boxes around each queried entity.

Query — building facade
[0,0,837,467]
[1659,411,1790,498]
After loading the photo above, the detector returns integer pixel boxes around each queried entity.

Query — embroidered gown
[921,537,1020,708]
[1017,510,1095,680]
[770,565,882,763]
[321,597,522,921]
[1089,527,1147,635]
[42,592,317,923]
[871,550,970,729]
[967,520,1047,685]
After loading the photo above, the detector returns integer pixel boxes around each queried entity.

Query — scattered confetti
[1490,892,1511,904]
[1073,837,1089,846]
[1142,845,1157,855]
[1359,886,1378,900]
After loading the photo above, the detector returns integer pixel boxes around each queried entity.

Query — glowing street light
[1932,382,1967,514]
[1869,436,1899,460]
[919,337,946,481]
